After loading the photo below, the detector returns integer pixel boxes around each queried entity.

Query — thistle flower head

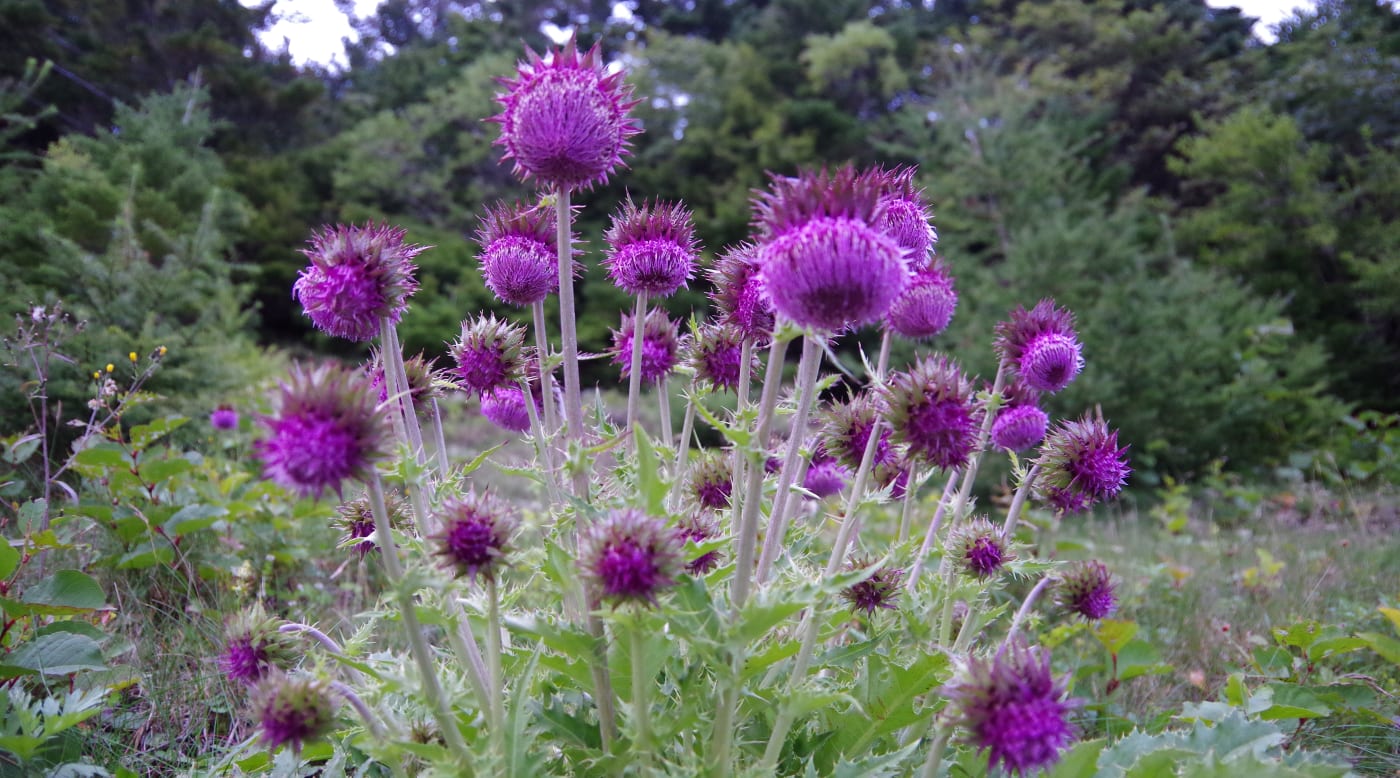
[887,257,957,340]
[1057,560,1117,621]
[256,364,389,499]
[604,198,699,297]
[1034,414,1131,513]
[820,393,891,469]
[753,167,909,332]
[210,406,239,431]
[579,509,682,607]
[687,323,751,393]
[873,450,912,500]
[882,355,983,470]
[995,300,1084,393]
[944,642,1079,775]
[450,314,528,394]
[674,513,723,576]
[610,308,682,384]
[687,451,733,510]
[802,445,849,499]
[476,200,559,306]
[992,403,1049,453]
[840,559,904,616]
[252,675,337,753]
[293,223,424,342]
[708,243,775,342]
[367,350,443,407]
[490,35,641,191]
[220,606,297,686]
[479,385,538,432]
[873,165,937,263]
[434,491,517,583]
[948,517,1015,578]
[334,489,410,556]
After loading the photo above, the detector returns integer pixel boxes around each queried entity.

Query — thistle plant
[216,34,1147,777]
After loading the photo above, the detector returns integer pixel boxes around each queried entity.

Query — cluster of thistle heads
[229,35,1138,773]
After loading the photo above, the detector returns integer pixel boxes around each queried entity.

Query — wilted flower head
[252,674,337,753]
[994,300,1084,394]
[210,405,239,431]
[479,385,539,433]
[604,198,699,297]
[367,350,443,407]
[708,243,775,342]
[802,445,849,499]
[257,364,389,499]
[874,165,937,263]
[580,509,682,606]
[610,309,682,384]
[1034,414,1130,513]
[490,35,641,191]
[293,223,424,342]
[687,452,733,510]
[882,355,983,470]
[451,314,527,394]
[944,642,1078,775]
[434,491,517,582]
[948,517,1015,578]
[753,166,909,332]
[887,258,957,340]
[820,394,891,469]
[220,606,296,686]
[840,559,904,616]
[476,200,559,306]
[687,323,751,392]
[1057,560,1117,621]
[674,514,723,576]
[334,489,409,556]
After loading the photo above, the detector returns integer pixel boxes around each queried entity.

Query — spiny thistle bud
[220,606,297,686]
[579,509,682,607]
[944,643,1078,775]
[948,517,1014,578]
[887,258,957,340]
[708,243,774,343]
[334,489,410,556]
[256,364,389,499]
[882,355,983,470]
[479,385,539,433]
[610,308,682,384]
[293,223,424,342]
[873,452,912,500]
[490,35,641,191]
[1056,560,1117,621]
[820,394,891,470]
[674,514,723,576]
[252,674,338,753]
[802,446,849,499]
[687,451,733,510]
[1033,414,1131,514]
[450,314,527,395]
[367,349,443,408]
[840,559,904,616]
[210,405,239,431]
[604,198,699,297]
[753,166,909,332]
[476,200,559,306]
[874,165,937,264]
[434,492,517,583]
[687,323,752,393]
[994,300,1084,394]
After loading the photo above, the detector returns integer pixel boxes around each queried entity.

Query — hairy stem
[730,334,789,609]
[905,470,960,594]
[555,189,588,501]
[756,336,822,585]
[626,294,648,440]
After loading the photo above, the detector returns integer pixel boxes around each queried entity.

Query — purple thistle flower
[253,675,337,754]
[802,447,849,499]
[873,165,938,264]
[579,509,682,606]
[881,355,983,470]
[293,223,424,342]
[210,406,239,431]
[674,514,723,576]
[256,364,389,499]
[873,450,912,500]
[610,308,682,384]
[604,198,699,297]
[887,258,957,340]
[948,518,1015,578]
[1034,414,1131,513]
[687,452,733,510]
[840,559,904,616]
[708,243,775,343]
[434,492,517,583]
[753,167,909,332]
[820,394,891,470]
[220,607,295,686]
[944,642,1079,775]
[479,385,538,433]
[490,35,642,191]
[687,323,752,393]
[1057,560,1117,621]
[476,201,560,306]
[450,314,528,395]
[993,404,1050,453]
[994,300,1084,394]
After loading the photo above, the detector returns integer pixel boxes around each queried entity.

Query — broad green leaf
[128,416,188,449]
[0,632,106,676]
[0,540,18,580]
[163,504,228,537]
[139,456,193,483]
[1357,631,1400,665]
[1378,606,1400,635]
[2,434,40,465]
[116,542,176,570]
[1094,619,1138,655]
[19,570,106,614]
[1046,737,1106,778]
[72,445,129,471]
[633,427,666,515]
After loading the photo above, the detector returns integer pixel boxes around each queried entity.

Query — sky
[245,0,1320,68]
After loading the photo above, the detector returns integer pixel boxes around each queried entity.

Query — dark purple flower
[450,315,527,394]
[949,518,1015,578]
[994,300,1084,394]
[434,492,517,582]
[674,514,723,576]
[687,323,752,393]
[753,167,909,332]
[480,385,538,433]
[1057,560,1117,621]
[944,642,1078,775]
[610,309,682,384]
[210,406,239,431]
[253,675,337,753]
[802,449,849,499]
[992,404,1049,453]
[874,165,937,264]
[882,355,983,470]
[841,560,904,616]
[256,364,389,499]
[220,607,295,686]
[579,509,682,606]
[604,198,699,297]
[820,394,891,470]
[887,258,957,340]
[476,201,559,306]
[688,452,733,510]
[1034,414,1131,513]
[490,35,641,191]
[708,243,775,343]
[293,223,424,342]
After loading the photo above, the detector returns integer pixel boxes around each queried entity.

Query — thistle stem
[669,391,696,510]
[520,376,561,507]
[658,375,674,450]
[906,470,960,594]
[918,723,952,778]
[429,398,451,482]
[555,189,588,501]
[531,300,561,489]
[486,577,506,772]
[728,340,754,537]
[278,623,343,655]
[1002,576,1052,648]
[756,336,822,586]
[897,462,920,545]
[330,680,388,740]
[1000,463,1042,543]
[730,333,789,609]
[381,319,427,467]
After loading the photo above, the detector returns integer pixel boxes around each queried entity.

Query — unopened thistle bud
[820,394,890,470]
[476,200,559,306]
[1033,414,1131,514]
[991,381,1049,452]
[887,258,957,340]
[802,445,849,499]
[708,243,774,343]
[450,314,527,395]
[687,323,751,392]
[1056,560,1117,621]
[874,165,938,264]
[479,385,539,433]
[220,606,297,686]
[367,350,443,407]
[334,489,410,556]
[252,674,337,753]
[210,405,240,431]
[948,517,1014,578]
[674,514,723,576]
[610,308,682,384]
[840,559,904,616]
[687,451,733,510]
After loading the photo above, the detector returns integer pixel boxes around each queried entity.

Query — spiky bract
[220,606,296,686]
[708,243,775,342]
[887,258,957,340]
[948,517,1015,578]
[841,559,904,616]
[434,491,517,583]
[882,355,983,470]
[687,323,751,392]
[610,308,682,384]
[293,223,424,342]
[1034,414,1131,513]
[252,675,337,753]
[1057,560,1117,621]
[994,300,1084,393]
[579,509,682,607]
[450,315,527,395]
[874,165,938,263]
